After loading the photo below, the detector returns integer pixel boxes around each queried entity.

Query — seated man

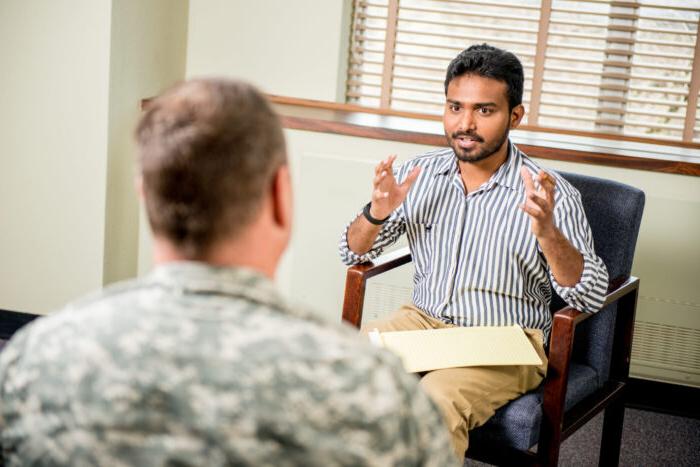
[339,44,609,460]
[0,79,455,466]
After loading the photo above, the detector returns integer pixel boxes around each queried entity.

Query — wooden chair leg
[598,397,625,467]
[540,440,561,467]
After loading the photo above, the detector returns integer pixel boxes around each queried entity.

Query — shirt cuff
[550,251,608,313]
[338,224,384,265]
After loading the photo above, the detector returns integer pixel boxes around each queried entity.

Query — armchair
[342,171,645,466]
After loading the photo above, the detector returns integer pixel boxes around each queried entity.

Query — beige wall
[186,0,351,101]
[0,0,351,313]
[0,0,188,313]
[0,0,112,313]
[104,0,188,285]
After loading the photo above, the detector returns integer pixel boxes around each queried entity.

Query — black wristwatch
[362,202,390,225]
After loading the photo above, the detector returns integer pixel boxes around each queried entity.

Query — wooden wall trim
[268,94,700,150]
[271,97,700,177]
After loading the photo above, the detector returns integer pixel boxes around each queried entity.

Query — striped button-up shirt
[339,142,609,340]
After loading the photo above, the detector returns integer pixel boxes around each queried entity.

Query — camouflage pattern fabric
[0,262,455,466]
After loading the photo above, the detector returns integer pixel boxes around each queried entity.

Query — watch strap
[362,202,390,225]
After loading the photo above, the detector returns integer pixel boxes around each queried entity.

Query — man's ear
[510,104,525,129]
[271,163,293,232]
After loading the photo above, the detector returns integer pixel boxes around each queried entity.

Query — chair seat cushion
[470,362,599,450]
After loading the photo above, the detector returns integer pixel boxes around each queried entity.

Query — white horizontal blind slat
[347,0,389,109]
[625,1,698,140]
[346,0,700,142]
[396,0,539,123]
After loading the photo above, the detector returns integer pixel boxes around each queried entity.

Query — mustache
[451,131,484,142]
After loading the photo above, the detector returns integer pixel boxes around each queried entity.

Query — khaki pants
[362,304,548,460]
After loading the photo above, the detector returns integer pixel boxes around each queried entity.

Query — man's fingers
[538,170,556,199]
[373,170,387,187]
[400,166,421,189]
[520,166,536,193]
[372,188,389,201]
[520,200,544,218]
[526,192,550,212]
[374,154,394,174]
[383,154,397,173]
[374,158,386,175]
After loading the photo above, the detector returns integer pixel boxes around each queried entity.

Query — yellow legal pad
[369,325,543,373]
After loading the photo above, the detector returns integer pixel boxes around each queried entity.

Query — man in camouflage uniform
[0,79,455,466]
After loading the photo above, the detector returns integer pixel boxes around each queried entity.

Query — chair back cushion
[554,171,645,384]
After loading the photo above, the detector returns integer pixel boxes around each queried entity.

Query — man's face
[443,74,523,163]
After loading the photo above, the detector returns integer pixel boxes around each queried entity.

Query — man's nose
[458,111,476,132]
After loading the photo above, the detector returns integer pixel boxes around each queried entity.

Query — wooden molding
[140,94,700,176]
[271,97,700,176]
[268,94,700,151]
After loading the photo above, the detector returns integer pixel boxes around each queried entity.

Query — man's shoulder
[0,278,407,384]
[0,279,150,371]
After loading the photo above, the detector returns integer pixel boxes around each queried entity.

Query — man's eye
[478,107,493,115]
[450,104,461,112]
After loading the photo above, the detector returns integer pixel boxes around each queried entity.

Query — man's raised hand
[520,167,557,239]
[370,155,421,220]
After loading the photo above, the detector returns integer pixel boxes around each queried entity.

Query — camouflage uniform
[0,262,456,466]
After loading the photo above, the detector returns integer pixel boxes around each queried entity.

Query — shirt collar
[436,140,524,192]
[435,150,459,176]
[147,261,289,312]
[489,141,523,191]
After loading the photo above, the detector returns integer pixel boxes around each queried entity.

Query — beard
[447,127,510,163]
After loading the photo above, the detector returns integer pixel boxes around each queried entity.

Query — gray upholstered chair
[342,171,645,466]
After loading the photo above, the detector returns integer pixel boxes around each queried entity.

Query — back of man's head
[135,79,286,259]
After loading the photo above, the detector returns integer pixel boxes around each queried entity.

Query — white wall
[186,0,351,101]
[0,0,112,313]
[0,0,188,314]
[104,0,188,284]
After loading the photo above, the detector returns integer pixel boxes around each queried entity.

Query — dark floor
[465,408,700,466]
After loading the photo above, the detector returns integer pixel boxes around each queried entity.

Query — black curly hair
[444,43,524,111]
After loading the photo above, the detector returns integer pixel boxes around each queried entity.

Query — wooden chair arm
[341,247,412,328]
[538,276,639,464]
[545,276,639,396]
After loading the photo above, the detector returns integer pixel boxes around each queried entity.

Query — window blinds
[347,0,700,143]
